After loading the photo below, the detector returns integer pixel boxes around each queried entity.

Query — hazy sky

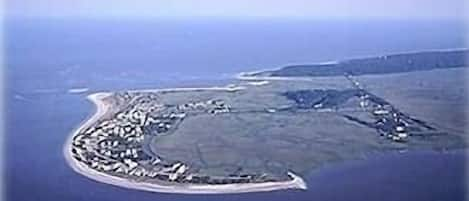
[5,0,468,20]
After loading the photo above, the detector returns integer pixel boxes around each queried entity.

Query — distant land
[243,49,468,77]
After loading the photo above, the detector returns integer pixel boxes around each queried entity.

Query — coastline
[126,85,246,93]
[63,90,307,194]
[63,48,467,194]
[235,47,469,81]
[236,71,321,81]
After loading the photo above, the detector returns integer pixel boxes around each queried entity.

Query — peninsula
[64,49,468,194]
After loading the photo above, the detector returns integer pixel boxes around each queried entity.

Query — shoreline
[235,48,469,81]
[63,48,467,194]
[63,90,307,194]
[126,85,246,93]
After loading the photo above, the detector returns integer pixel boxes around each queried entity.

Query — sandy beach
[63,90,307,194]
[127,85,246,93]
[236,71,319,81]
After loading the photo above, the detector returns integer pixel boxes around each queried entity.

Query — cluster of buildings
[71,103,156,177]
[346,74,414,143]
[70,93,267,185]
[176,99,231,115]
[370,104,409,142]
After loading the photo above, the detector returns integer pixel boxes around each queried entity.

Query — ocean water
[5,18,467,201]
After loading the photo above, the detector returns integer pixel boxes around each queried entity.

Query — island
[64,49,468,194]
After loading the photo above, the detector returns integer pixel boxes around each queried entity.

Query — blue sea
[5,18,467,201]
